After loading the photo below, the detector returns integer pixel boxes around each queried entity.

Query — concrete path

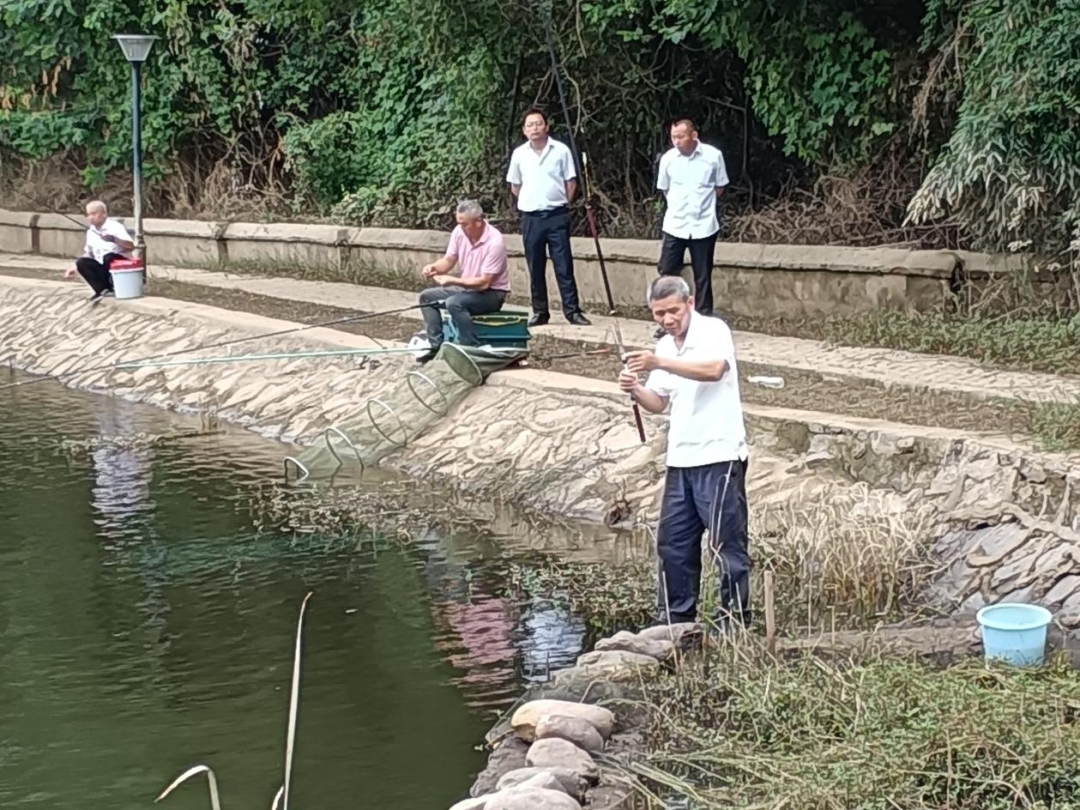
[4,252,1079,406]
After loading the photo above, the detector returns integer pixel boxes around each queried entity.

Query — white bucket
[110,266,145,300]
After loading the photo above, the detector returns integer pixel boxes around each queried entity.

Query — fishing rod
[115,346,420,370]
[542,7,647,444]
[0,302,436,390]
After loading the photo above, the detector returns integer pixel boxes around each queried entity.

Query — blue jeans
[656,459,751,625]
[520,207,581,317]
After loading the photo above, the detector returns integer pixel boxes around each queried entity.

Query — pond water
[0,374,618,809]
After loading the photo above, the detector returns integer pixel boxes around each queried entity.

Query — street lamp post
[112,34,157,276]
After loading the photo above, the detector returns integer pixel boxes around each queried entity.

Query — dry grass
[504,486,942,636]
[753,485,943,634]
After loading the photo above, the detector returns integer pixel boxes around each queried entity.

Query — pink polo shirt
[445,222,511,292]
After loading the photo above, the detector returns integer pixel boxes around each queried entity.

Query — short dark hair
[522,108,548,126]
[671,118,697,133]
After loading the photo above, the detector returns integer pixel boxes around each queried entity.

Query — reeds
[155,592,313,809]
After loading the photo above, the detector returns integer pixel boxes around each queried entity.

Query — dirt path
[142,278,1065,450]
[2,263,1070,450]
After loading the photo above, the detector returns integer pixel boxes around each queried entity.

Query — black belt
[521,206,569,219]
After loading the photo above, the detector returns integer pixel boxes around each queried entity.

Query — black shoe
[654,326,666,339]
[416,348,438,365]
[528,313,550,328]
[566,312,591,326]
[88,290,109,304]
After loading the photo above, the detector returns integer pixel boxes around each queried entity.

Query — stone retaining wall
[3,276,1079,623]
[0,208,971,319]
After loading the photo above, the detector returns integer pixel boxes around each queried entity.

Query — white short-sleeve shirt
[656,141,729,240]
[506,138,577,212]
[645,311,748,468]
[85,219,134,263]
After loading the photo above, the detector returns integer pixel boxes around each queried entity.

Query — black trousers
[520,207,582,317]
[419,286,506,347]
[656,459,751,626]
[76,253,123,294]
[657,231,719,316]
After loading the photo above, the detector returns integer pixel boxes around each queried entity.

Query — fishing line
[0,302,437,390]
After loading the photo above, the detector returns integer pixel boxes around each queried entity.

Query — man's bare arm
[657,355,728,382]
[625,350,728,383]
[510,184,521,198]
[434,273,493,290]
[618,371,669,413]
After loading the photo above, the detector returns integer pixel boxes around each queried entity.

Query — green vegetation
[823,310,1080,376]
[1,0,1078,267]
[632,649,1080,809]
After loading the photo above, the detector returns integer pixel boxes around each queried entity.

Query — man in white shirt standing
[506,108,591,328]
[655,119,729,336]
[62,200,135,303]
[620,275,751,628]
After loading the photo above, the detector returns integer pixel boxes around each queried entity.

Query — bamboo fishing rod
[542,8,647,444]
[0,302,437,390]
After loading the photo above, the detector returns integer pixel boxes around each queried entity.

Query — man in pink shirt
[416,200,511,363]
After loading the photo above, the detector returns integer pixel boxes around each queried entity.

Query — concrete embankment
[3,275,1080,624]
[0,207,995,321]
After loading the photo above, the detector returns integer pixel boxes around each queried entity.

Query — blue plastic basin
[976,603,1052,667]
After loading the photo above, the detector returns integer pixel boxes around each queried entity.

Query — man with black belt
[507,108,591,328]
[620,275,751,629]
[62,200,135,303]
[654,119,728,337]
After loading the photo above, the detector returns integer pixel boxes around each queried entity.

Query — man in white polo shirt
[415,200,511,364]
[62,200,135,303]
[620,275,751,628]
[507,108,590,328]
[655,118,728,336]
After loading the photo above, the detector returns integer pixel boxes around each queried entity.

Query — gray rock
[496,767,584,798]
[966,524,1032,567]
[637,622,704,652]
[515,771,570,794]
[594,630,674,661]
[449,797,489,810]
[1045,574,1080,606]
[535,713,605,753]
[526,738,599,783]
[511,699,615,741]
[470,736,528,797]
[486,678,641,748]
[576,649,661,673]
[485,786,582,810]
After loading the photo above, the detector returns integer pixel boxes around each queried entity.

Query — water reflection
[0,375,623,809]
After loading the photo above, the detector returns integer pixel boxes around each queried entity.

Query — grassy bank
[627,646,1080,809]
[821,310,1080,377]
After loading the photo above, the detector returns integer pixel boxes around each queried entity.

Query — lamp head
[113,34,158,63]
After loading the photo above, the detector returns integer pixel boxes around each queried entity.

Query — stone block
[36,212,88,258]
[223,221,349,267]
[144,218,225,265]
[0,209,36,253]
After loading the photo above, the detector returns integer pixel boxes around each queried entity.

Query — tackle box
[443,309,531,349]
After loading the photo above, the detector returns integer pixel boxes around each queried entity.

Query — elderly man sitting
[62,200,135,303]
[416,200,511,364]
